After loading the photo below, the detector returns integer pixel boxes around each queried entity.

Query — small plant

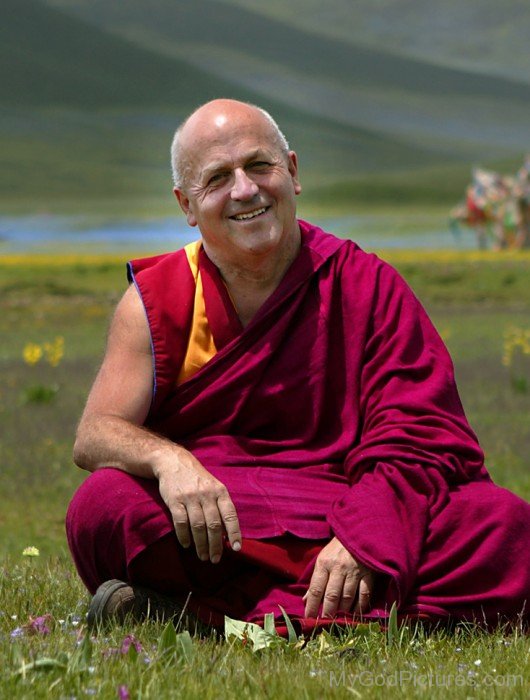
[502,327,530,393]
[20,383,59,404]
[20,337,64,404]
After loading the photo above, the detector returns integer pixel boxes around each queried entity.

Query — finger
[217,493,242,552]
[354,571,375,614]
[186,504,209,561]
[304,567,329,618]
[338,573,359,614]
[201,501,224,564]
[321,571,347,618]
[172,503,192,549]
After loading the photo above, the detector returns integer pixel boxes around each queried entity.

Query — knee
[66,468,162,540]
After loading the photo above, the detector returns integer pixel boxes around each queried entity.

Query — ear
[287,151,302,195]
[173,187,197,227]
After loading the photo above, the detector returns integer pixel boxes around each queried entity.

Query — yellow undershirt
[176,241,218,385]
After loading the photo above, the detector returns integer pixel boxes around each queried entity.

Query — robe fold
[67,220,530,626]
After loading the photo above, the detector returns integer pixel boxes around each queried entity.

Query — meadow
[1,249,529,698]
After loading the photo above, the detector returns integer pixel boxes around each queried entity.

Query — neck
[205,224,301,291]
[203,224,301,326]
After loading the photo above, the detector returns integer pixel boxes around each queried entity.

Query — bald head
[170,99,290,189]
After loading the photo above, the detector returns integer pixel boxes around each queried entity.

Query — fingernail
[211,554,220,564]
[232,541,241,552]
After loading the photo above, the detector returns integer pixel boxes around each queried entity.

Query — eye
[207,172,228,186]
[248,161,270,170]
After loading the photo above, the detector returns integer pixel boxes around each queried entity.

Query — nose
[230,168,259,201]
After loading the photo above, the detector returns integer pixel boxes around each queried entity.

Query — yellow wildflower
[23,343,43,365]
[43,336,65,367]
[502,327,530,367]
[22,546,40,557]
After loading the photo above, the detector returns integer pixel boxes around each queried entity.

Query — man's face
[174,107,302,266]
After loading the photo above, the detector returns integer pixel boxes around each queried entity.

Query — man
[67,99,530,633]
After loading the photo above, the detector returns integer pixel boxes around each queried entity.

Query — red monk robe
[66,221,530,631]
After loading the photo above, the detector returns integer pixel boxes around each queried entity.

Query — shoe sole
[87,579,129,629]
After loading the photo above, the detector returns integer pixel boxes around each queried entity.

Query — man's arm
[73,284,241,564]
[325,257,486,612]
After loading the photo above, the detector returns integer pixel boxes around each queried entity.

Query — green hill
[2,0,462,209]
[42,0,530,156]
[3,0,528,211]
[46,0,530,101]
[2,0,256,109]
[221,0,530,86]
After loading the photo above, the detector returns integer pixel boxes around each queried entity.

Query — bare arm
[74,284,164,474]
[74,284,241,563]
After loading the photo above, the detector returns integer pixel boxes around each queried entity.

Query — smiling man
[66,99,530,633]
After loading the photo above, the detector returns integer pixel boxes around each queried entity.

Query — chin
[234,228,280,253]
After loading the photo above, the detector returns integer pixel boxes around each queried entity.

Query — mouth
[230,206,269,221]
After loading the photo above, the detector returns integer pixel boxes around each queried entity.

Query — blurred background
[2,0,530,252]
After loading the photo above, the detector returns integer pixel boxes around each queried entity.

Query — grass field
[1,249,529,698]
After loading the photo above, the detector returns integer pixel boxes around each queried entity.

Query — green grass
[1,562,529,699]
[1,250,529,698]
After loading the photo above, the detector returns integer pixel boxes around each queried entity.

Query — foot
[87,579,186,628]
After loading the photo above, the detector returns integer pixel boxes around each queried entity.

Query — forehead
[181,112,282,179]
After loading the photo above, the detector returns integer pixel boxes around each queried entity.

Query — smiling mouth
[231,206,269,221]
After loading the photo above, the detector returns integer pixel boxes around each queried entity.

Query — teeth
[233,207,266,221]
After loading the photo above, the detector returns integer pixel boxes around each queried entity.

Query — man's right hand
[155,448,241,564]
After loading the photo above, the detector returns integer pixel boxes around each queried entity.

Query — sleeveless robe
[67,221,530,630]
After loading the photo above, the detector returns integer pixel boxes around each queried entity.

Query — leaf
[224,616,275,652]
[224,616,250,641]
[278,606,298,645]
[127,643,139,661]
[387,602,399,647]
[15,658,68,676]
[158,620,178,657]
[263,613,276,638]
[157,623,194,663]
[316,630,333,656]
[57,652,70,666]
[352,622,381,638]
[247,625,276,652]
[176,630,194,664]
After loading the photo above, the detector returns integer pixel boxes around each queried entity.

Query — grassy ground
[1,250,529,698]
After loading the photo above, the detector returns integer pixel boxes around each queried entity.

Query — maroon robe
[67,221,530,629]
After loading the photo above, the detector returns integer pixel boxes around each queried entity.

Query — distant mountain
[2,0,437,155]
[42,0,530,157]
[2,0,257,109]
[3,0,528,208]
[220,0,530,86]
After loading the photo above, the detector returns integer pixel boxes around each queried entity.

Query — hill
[213,0,530,85]
[42,0,530,158]
[2,0,260,109]
[3,0,529,211]
[2,0,452,209]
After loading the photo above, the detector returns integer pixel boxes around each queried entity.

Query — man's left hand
[303,537,376,618]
